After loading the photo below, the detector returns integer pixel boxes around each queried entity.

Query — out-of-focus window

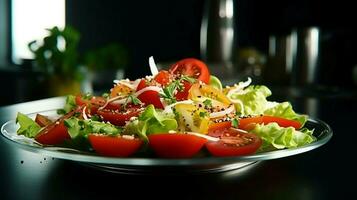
[11,0,65,64]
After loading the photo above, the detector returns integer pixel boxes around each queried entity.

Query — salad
[16,57,315,158]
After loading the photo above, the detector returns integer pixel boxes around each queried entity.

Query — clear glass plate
[1,110,332,174]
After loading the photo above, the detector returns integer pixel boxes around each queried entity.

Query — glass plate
[1,110,332,174]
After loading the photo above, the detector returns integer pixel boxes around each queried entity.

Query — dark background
[1,0,357,106]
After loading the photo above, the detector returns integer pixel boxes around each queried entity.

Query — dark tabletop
[1,88,356,200]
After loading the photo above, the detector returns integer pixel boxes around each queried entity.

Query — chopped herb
[128,95,141,105]
[82,93,93,100]
[160,81,178,104]
[181,75,196,83]
[203,99,212,107]
[122,94,142,110]
[231,118,239,128]
[102,93,109,98]
[199,111,208,118]
[90,115,101,121]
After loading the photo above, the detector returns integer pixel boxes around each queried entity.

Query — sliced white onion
[227,77,252,98]
[82,106,88,120]
[186,132,219,142]
[112,98,129,105]
[113,78,141,90]
[98,95,126,110]
[134,86,163,97]
[209,104,236,118]
[149,56,159,76]
[99,86,163,110]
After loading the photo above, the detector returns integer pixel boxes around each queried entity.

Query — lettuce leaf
[64,117,122,139]
[124,105,177,141]
[264,102,307,126]
[229,85,271,115]
[16,112,41,138]
[251,123,315,150]
[57,95,77,115]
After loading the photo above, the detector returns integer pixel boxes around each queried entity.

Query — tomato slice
[35,114,53,127]
[262,116,302,129]
[148,133,207,158]
[208,121,232,137]
[169,58,210,84]
[154,70,172,86]
[136,79,164,109]
[35,109,78,145]
[175,80,192,101]
[239,116,302,130]
[75,95,109,114]
[97,104,142,126]
[89,134,143,157]
[205,128,262,157]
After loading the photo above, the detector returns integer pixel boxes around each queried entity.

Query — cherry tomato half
[207,121,232,137]
[148,133,207,158]
[89,134,143,157]
[169,58,210,84]
[154,70,172,86]
[205,128,262,157]
[239,116,302,130]
[35,109,79,145]
[75,95,110,114]
[136,79,164,109]
[97,104,142,126]
[175,80,192,101]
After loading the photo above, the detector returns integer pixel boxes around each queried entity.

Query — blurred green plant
[28,26,81,81]
[28,26,128,95]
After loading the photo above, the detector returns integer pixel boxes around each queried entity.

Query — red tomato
[35,109,77,145]
[154,70,171,86]
[75,95,106,107]
[169,58,210,84]
[207,121,232,137]
[136,79,164,109]
[205,128,262,157]
[75,95,109,114]
[89,134,143,157]
[175,80,192,101]
[239,116,302,130]
[148,133,207,158]
[97,104,142,126]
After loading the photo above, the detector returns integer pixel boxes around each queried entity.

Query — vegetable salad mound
[16,57,315,158]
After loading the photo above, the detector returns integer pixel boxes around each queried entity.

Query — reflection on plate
[1,110,332,174]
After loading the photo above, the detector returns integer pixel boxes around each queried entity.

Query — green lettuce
[124,105,177,141]
[229,85,271,115]
[16,112,42,138]
[251,123,315,150]
[57,95,77,115]
[264,102,307,126]
[64,117,122,139]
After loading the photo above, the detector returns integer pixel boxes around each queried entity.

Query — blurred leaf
[28,26,81,81]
